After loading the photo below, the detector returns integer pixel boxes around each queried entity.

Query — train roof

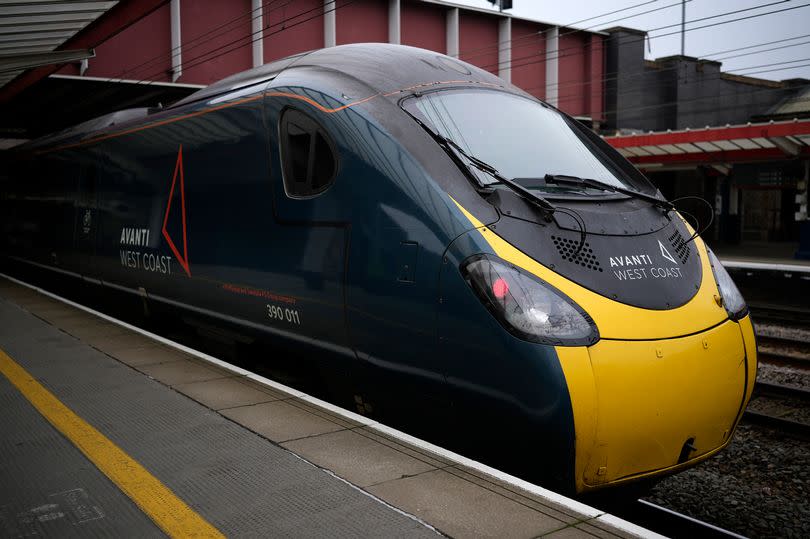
[19,44,510,152]
[173,43,508,108]
[169,49,313,108]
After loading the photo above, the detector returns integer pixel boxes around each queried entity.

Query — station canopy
[0,1,118,90]
[605,119,810,171]
[0,0,198,148]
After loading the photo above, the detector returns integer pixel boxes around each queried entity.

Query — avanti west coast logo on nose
[609,240,682,281]
[658,240,677,264]
[118,146,191,277]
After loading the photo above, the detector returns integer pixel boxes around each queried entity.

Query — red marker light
[492,277,509,299]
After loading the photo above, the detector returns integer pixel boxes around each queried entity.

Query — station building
[601,27,810,260]
[0,0,606,142]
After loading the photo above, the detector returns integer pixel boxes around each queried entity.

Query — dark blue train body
[1,44,757,494]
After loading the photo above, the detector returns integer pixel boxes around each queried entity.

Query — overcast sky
[451,0,810,80]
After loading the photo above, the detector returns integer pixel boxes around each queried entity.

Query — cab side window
[279,108,337,198]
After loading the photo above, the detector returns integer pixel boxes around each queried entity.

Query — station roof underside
[605,119,810,169]
[0,0,196,148]
[0,1,119,90]
[0,74,199,147]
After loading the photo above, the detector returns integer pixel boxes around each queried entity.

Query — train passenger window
[279,109,337,198]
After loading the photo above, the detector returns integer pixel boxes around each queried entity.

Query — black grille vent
[551,236,603,272]
[668,229,691,264]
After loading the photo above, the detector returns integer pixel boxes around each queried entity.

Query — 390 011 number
[266,304,301,325]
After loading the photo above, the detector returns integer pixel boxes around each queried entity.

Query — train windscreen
[402,88,655,195]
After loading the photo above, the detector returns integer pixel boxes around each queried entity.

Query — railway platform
[713,243,810,318]
[714,241,810,273]
[0,275,654,539]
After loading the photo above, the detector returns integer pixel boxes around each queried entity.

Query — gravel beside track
[644,425,810,538]
[754,322,810,344]
[756,363,810,392]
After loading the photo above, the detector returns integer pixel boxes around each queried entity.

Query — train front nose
[558,316,756,492]
[449,209,757,493]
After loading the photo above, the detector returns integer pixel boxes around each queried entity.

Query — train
[0,44,757,495]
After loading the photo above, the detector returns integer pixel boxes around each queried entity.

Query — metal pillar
[170,0,181,82]
[681,0,686,56]
[324,0,336,48]
[796,161,810,259]
[446,8,459,57]
[545,26,559,106]
[388,0,400,45]
[498,16,510,82]
[252,0,263,67]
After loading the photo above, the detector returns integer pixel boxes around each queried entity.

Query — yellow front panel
[581,321,746,486]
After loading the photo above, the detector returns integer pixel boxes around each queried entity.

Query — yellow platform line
[0,348,224,538]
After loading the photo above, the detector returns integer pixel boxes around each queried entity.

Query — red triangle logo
[162,145,191,277]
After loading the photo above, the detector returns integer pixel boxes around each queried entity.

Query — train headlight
[461,255,599,346]
[707,250,748,320]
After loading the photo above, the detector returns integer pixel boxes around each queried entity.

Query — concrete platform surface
[0,276,653,539]
[713,241,810,271]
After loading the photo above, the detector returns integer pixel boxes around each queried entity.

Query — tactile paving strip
[0,372,163,538]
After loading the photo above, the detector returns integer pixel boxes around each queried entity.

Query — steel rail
[744,381,810,441]
[750,304,810,327]
[756,334,810,350]
[616,499,748,539]
[757,351,810,370]
[753,381,810,402]
[756,332,810,370]
[742,410,810,441]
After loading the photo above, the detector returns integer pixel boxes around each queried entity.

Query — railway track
[757,334,810,350]
[744,381,810,441]
[744,291,810,440]
[757,352,809,370]
[754,381,810,402]
[752,315,809,369]
[757,343,810,370]
[750,303,810,327]
[611,500,747,538]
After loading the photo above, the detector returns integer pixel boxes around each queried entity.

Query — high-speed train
[0,44,756,494]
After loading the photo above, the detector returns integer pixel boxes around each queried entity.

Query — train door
[72,163,99,278]
[264,99,353,392]
[43,157,82,275]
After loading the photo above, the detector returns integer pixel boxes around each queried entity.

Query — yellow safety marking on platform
[0,348,224,539]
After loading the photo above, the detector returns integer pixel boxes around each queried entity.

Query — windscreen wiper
[442,140,593,249]
[544,173,674,212]
[408,115,587,253]
[410,116,556,216]
[444,138,557,216]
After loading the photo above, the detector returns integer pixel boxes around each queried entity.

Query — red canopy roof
[604,119,810,168]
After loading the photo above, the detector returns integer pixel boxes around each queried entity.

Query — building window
[279,108,337,198]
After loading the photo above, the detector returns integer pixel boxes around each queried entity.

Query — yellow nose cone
[557,316,756,492]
